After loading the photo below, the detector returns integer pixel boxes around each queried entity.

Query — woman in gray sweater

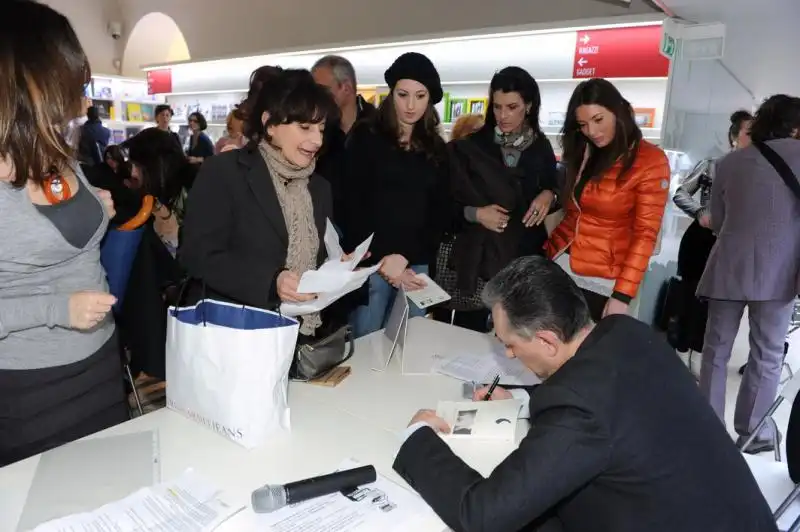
[0,0,128,467]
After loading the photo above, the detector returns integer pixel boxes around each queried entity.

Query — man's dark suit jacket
[315,95,375,226]
[394,315,777,532]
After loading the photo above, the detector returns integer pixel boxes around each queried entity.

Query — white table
[0,318,522,532]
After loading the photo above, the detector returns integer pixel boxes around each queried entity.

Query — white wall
[40,0,124,76]
[118,0,660,67]
[661,0,800,99]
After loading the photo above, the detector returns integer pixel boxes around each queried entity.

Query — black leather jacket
[673,158,714,218]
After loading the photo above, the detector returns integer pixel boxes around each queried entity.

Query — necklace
[42,171,73,204]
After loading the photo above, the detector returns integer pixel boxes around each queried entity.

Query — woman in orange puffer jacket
[545,78,670,321]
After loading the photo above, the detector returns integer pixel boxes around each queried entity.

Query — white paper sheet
[436,399,523,441]
[403,274,451,310]
[33,469,244,532]
[281,219,378,317]
[432,349,541,386]
[250,459,439,532]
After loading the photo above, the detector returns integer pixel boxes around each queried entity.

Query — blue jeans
[350,264,429,339]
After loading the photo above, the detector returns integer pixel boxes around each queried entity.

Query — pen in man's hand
[484,374,501,401]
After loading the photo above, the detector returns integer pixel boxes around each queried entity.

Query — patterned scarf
[258,141,321,335]
[494,126,535,168]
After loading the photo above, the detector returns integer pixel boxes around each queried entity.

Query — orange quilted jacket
[545,141,670,301]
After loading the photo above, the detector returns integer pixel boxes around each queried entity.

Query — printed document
[433,349,541,386]
[249,459,441,532]
[281,219,379,317]
[33,469,244,532]
[403,274,450,310]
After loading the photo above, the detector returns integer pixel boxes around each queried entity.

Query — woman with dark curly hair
[179,69,405,338]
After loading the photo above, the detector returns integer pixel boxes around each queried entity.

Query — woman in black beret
[341,52,454,338]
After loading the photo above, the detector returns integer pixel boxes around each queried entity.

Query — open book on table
[436,399,524,442]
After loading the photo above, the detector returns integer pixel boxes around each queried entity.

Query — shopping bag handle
[170,277,207,319]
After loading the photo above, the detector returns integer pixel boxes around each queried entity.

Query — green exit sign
[661,35,677,58]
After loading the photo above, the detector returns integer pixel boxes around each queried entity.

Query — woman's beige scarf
[259,141,321,335]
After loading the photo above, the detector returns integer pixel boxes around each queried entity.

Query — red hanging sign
[147,69,173,95]
[573,25,670,79]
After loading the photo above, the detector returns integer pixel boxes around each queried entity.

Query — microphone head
[251,485,288,513]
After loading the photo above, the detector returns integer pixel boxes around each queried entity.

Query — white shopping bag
[166,299,300,449]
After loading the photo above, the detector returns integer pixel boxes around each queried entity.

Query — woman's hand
[378,254,408,281]
[188,156,203,164]
[397,269,427,291]
[277,271,316,303]
[603,297,630,318]
[523,190,555,227]
[95,188,115,219]
[476,205,510,233]
[342,251,371,264]
[698,212,711,228]
[69,291,116,330]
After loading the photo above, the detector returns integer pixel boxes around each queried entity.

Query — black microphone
[251,465,377,513]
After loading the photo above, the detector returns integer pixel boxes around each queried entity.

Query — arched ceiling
[121,12,190,77]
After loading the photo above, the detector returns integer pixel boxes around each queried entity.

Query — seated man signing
[393,256,776,532]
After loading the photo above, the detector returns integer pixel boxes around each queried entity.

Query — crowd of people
[2,1,800,530]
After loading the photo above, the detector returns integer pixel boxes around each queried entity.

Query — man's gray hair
[481,256,592,341]
[312,55,357,89]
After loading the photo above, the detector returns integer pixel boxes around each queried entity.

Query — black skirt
[676,221,717,352]
[0,333,129,467]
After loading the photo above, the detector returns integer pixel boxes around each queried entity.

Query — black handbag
[289,323,355,382]
[434,235,485,312]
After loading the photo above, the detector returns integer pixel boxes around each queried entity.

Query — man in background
[311,55,375,227]
[78,105,110,166]
[154,104,183,150]
[395,256,776,532]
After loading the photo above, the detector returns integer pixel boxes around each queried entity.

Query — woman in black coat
[341,52,453,339]
[445,67,559,331]
[179,69,404,337]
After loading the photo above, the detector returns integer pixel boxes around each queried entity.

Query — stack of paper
[281,220,379,317]
[33,470,244,532]
[432,350,541,386]
[250,459,442,532]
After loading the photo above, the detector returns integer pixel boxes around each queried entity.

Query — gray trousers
[699,299,794,439]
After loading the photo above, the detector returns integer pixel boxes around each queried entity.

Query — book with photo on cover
[436,399,523,442]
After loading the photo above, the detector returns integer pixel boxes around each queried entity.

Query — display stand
[87,75,166,144]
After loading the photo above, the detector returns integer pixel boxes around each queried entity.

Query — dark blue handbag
[100,227,145,311]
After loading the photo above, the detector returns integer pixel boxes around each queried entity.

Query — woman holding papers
[179,69,405,337]
[342,52,454,338]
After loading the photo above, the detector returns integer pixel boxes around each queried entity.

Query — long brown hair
[560,78,642,199]
[372,90,446,164]
[0,0,91,188]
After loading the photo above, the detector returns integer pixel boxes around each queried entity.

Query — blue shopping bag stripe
[171,300,298,330]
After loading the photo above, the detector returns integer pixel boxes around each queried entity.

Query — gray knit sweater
[0,165,114,370]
